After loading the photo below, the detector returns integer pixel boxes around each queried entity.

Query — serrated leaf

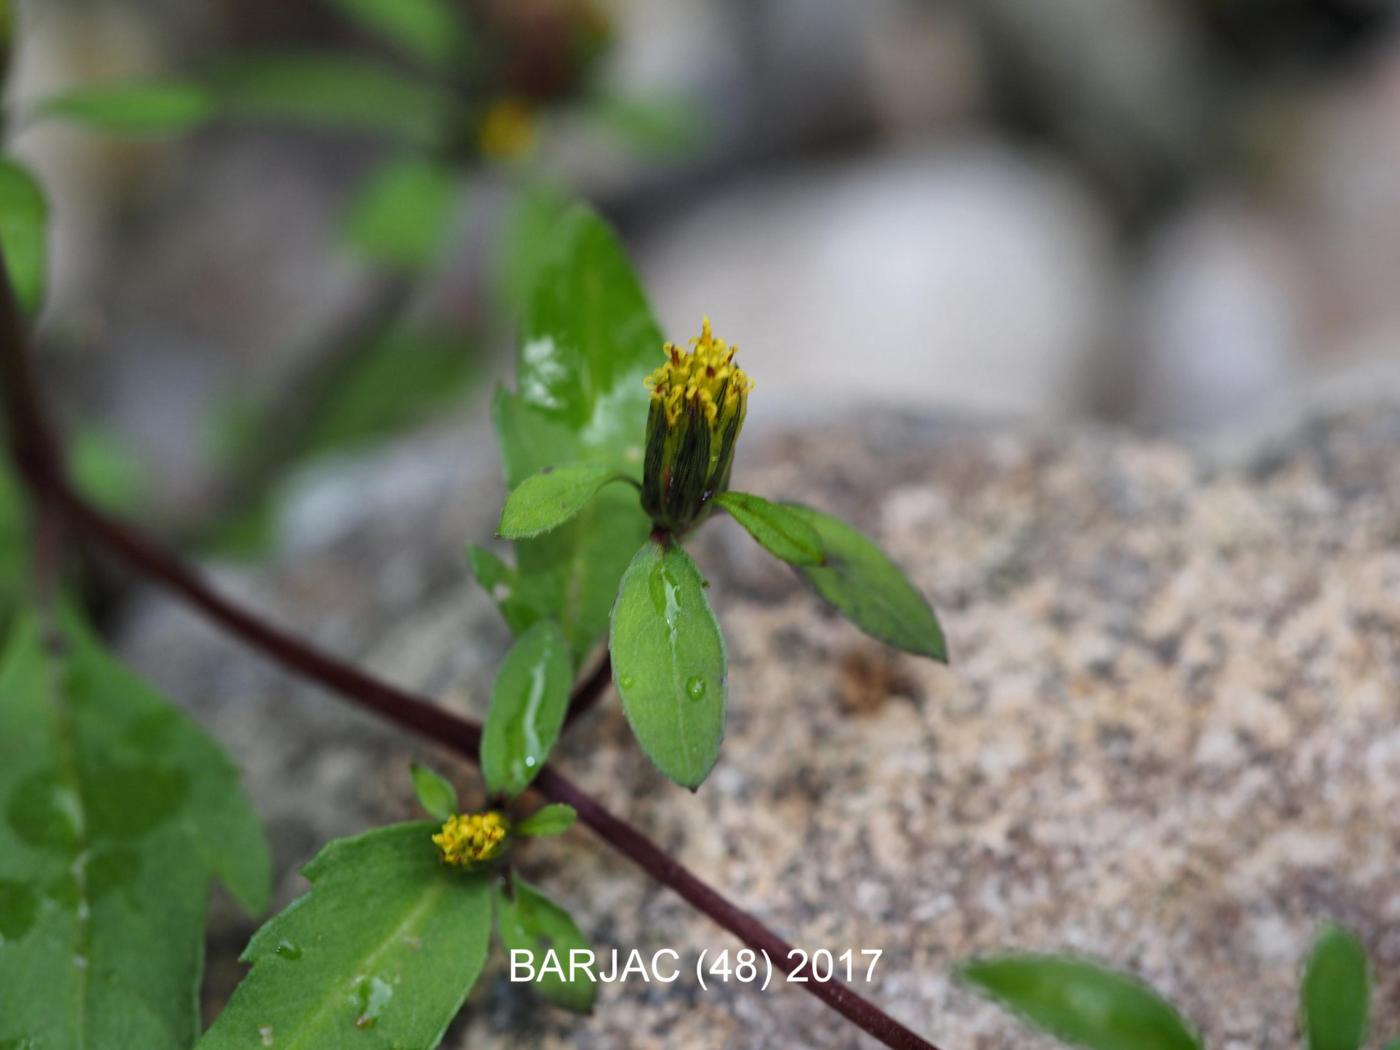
[325,0,465,69]
[342,155,458,270]
[512,803,576,838]
[35,80,215,135]
[1303,925,1369,1050]
[496,874,596,1013]
[0,610,270,1050]
[411,763,457,820]
[499,463,630,539]
[610,540,726,788]
[198,823,491,1049]
[958,954,1201,1050]
[0,159,47,316]
[480,620,572,798]
[213,54,450,145]
[716,491,823,566]
[784,503,947,662]
[488,206,659,664]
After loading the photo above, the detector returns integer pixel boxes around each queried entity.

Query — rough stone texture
[117,401,1400,1049]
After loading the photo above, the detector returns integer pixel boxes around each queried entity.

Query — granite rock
[116,401,1400,1048]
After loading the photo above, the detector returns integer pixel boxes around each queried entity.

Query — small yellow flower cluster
[645,317,753,427]
[479,98,537,160]
[432,811,508,868]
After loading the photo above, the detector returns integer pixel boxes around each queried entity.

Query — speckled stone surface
[117,403,1400,1049]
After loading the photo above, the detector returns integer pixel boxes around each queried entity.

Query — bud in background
[641,318,753,534]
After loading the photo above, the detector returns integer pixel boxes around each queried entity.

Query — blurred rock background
[7,0,1400,549]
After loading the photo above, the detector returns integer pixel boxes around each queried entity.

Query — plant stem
[0,255,941,1050]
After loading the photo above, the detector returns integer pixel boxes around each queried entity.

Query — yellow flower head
[645,317,753,428]
[479,98,537,160]
[432,811,509,868]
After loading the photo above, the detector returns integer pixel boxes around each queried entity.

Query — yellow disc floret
[645,317,753,427]
[432,811,508,868]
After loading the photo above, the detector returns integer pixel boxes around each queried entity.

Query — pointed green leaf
[480,621,571,798]
[36,80,215,135]
[610,540,726,788]
[0,610,270,1050]
[410,763,457,820]
[716,491,823,566]
[0,159,47,315]
[784,503,946,661]
[213,54,450,144]
[198,823,491,1049]
[512,803,576,838]
[325,0,464,69]
[958,954,1201,1050]
[496,874,597,1013]
[499,463,631,539]
[342,155,457,270]
[1303,925,1369,1050]
[490,206,659,663]
[467,544,547,636]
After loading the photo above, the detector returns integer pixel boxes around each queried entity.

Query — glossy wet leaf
[36,80,215,134]
[342,155,457,270]
[325,0,464,69]
[496,874,596,1013]
[480,621,572,798]
[610,540,726,788]
[716,491,823,566]
[499,463,629,539]
[1303,925,1369,1050]
[198,823,491,1049]
[0,159,47,315]
[958,954,1201,1050]
[213,54,449,144]
[512,803,576,838]
[0,610,270,1050]
[411,763,457,820]
[784,503,946,662]
[487,206,659,664]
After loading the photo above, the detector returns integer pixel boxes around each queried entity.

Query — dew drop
[274,939,302,961]
[258,1025,275,1047]
[618,674,635,690]
[685,676,707,701]
[353,975,393,1029]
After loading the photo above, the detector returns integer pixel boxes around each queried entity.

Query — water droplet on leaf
[274,939,302,960]
[686,676,707,701]
[618,674,635,690]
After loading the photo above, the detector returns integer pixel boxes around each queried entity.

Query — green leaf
[958,954,1201,1050]
[467,545,546,636]
[784,503,947,662]
[716,491,823,566]
[512,803,576,838]
[342,155,458,270]
[480,620,572,798]
[325,0,465,69]
[69,427,147,514]
[198,823,491,1049]
[36,80,215,134]
[609,540,726,788]
[0,610,270,1050]
[588,92,709,157]
[1303,925,1370,1050]
[488,205,660,664]
[495,873,597,1013]
[495,182,571,317]
[499,463,631,540]
[0,159,47,316]
[411,763,457,820]
[213,54,450,144]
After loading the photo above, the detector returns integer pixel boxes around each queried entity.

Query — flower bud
[641,318,752,533]
[432,811,509,868]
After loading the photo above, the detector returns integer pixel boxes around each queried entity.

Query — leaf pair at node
[959,923,1388,1050]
